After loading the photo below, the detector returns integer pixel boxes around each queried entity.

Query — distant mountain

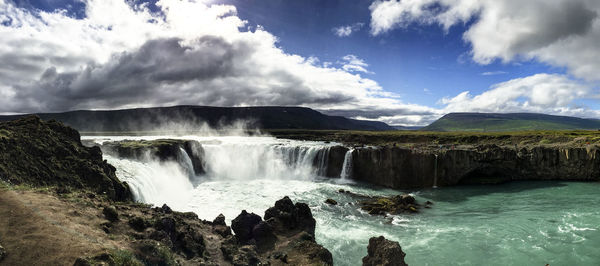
[423,113,600,132]
[0,106,394,132]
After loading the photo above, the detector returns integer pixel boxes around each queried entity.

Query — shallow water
[85,135,600,265]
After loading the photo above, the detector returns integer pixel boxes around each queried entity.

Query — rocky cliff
[350,144,600,189]
[0,116,131,201]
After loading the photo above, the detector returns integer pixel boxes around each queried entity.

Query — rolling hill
[0,105,394,132]
[423,113,600,132]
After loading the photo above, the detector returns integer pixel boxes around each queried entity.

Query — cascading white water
[200,142,326,180]
[85,136,339,206]
[316,147,331,177]
[177,147,196,177]
[105,154,195,211]
[340,149,354,179]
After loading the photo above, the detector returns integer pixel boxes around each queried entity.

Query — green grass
[423,113,600,132]
[267,129,600,146]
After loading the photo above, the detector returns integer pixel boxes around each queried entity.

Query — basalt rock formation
[100,139,205,175]
[350,144,600,189]
[321,146,349,178]
[360,194,422,215]
[0,115,131,201]
[362,236,408,266]
[228,196,333,265]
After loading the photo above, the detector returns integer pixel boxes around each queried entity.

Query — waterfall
[201,143,325,180]
[340,149,354,179]
[105,154,195,210]
[95,136,337,209]
[177,147,196,177]
[316,147,331,177]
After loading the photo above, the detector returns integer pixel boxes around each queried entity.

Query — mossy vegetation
[0,115,132,201]
[268,129,600,147]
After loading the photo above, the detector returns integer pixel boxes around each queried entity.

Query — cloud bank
[0,0,598,126]
[369,0,600,81]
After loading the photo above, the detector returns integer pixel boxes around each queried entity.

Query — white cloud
[0,0,427,120]
[481,71,507,76]
[440,73,596,117]
[339,54,372,74]
[1,0,599,127]
[332,22,364,37]
[369,0,600,81]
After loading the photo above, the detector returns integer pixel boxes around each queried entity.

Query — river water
[83,135,600,265]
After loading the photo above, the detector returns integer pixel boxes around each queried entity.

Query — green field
[423,113,600,132]
[268,129,600,147]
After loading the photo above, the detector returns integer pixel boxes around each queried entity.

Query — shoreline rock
[362,236,408,266]
[360,194,422,215]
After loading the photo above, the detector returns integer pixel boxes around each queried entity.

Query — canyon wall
[350,145,600,189]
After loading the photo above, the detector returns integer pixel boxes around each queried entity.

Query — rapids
[83,135,600,266]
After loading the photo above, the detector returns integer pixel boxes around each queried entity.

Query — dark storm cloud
[10,36,357,113]
[507,1,597,54]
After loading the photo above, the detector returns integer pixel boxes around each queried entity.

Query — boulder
[102,206,119,222]
[213,213,226,226]
[325,198,338,205]
[264,196,316,236]
[252,221,276,251]
[231,210,262,244]
[362,236,407,266]
[360,194,423,215]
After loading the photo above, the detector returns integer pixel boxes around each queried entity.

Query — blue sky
[227,0,567,107]
[1,0,599,125]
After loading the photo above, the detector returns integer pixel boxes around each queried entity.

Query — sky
[1,0,599,126]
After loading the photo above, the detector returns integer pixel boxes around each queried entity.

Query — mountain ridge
[423,112,600,132]
[0,105,394,132]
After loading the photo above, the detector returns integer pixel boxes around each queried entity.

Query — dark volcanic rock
[225,197,333,266]
[0,116,131,201]
[325,198,338,205]
[102,206,119,222]
[325,146,349,177]
[362,236,407,266]
[213,214,226,226]
[252,221,276,251]
[100,139,205,175]
[231,210,262,244]
[264,196,316,237]
[360,194,421,215]
[352,145,600,189]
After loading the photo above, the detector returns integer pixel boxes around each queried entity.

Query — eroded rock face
[0,116,131,201]
[362,236,407,266]
[352,145,600,189]
[231,210,262,245]
[264,196,316,237]
[100,139,205,175]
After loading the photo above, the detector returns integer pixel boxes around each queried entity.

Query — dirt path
[0,188,121,266]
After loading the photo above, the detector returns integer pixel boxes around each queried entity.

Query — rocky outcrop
[360,194,421,215]
[362,236,407,266]
[228,196,333,265]
[352,144,600,189]
[100,139,205,175]
[0,116,131,201]
[323,146,349,177]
